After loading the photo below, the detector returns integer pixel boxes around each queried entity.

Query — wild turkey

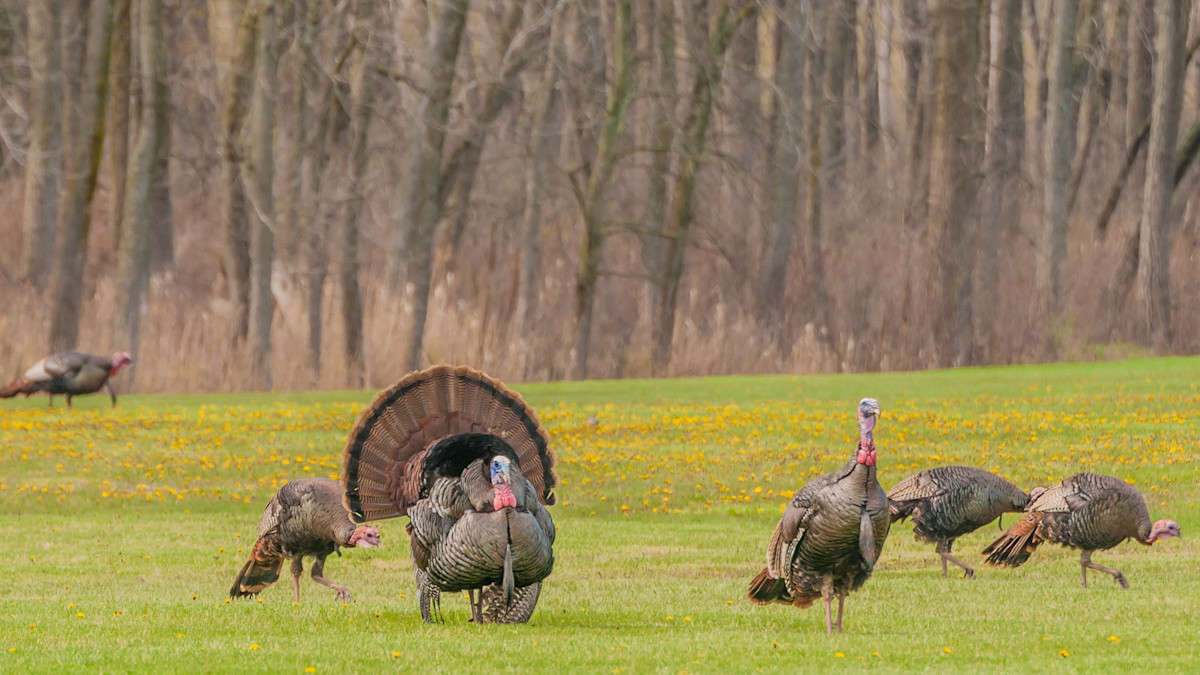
[747,398,890,633]
[888,466,1040,578]
[982,472,1181,588]
[230,478,381,602]
[341,365,558,624]
[0,350,132,408]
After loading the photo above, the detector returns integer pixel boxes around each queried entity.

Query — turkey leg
[105,380,118,407]
[467,588,485,623]
[1080,550,1129,589]
[835,594,846,633]
[290,557,305,602]
[936,540,975,578]
[310,555,352,601]
[820,577,835,634]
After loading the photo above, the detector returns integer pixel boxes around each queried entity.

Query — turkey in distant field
[341,365,558,624]
[0,350,132,408]
[747,398,890,633]
[888,466,1039,578]
[982,472,1180,588]
[230,478,381,602]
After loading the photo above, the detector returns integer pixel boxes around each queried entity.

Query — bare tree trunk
[298,0,334,377]
[389,0,469,371]
[107,0,132,253]
[114,0,166,371]
[756,0,805,338]
[652,2,755,373]
[22,0,64,290]
[977,0,1024,352]
[219,4,260,342]
[857,0,880,158]
[1136,0,1188,349]
[1126,1,1154,144]
[337,0,378,389]
[928,0,981,367]
[901,0,931,230]
[640,0,674,319]
[515,21,559,377]
[803,0,829,343]
[438,0,547,251]
[147,31,172,274]
[819,0,852,179]
[567,0,633,380]
[245,0,279,389]
[1035,0,1080,342]
[49,0,114,352]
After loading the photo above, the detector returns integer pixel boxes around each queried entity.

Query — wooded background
[0,0,1198,392]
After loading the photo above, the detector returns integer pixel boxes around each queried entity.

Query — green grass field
[1,358,1197,672]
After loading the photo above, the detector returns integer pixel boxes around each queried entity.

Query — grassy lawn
[1,358,1197,672]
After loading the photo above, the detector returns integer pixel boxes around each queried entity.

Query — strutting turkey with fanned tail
[747,398,890,634]
[340,365,557,624]
[888,466,1040,578]
[0,351,132,408]
[981,472,1180,588]
[230,478,380,602]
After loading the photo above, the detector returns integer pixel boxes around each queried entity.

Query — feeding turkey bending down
[982,472,1180,588]
[888,466,1040,578]
[0,350,132,408]
[341,365,558,624]
[747,398,890,634]
[230,478,380,602]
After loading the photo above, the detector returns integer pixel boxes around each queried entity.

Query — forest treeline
[0,0,1198,392]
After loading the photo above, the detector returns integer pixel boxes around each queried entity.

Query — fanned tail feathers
[230,539,284,598]
[982,512,1044,567]
[341,365,558,523]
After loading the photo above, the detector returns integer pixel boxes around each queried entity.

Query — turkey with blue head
[341,365,557,623]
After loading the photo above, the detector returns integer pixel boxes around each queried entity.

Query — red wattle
[856,444,876,466]
[493,484,517,510]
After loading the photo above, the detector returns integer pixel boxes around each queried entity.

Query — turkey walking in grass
[341,365,558,624]
[982,472,1181,588]
[888,466,1040,578]
[747,398,890,633]
[230,478,381,602]
[0,350,132,408]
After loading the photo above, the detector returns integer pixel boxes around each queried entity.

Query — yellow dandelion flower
[834,652,844,658]
[176,634,184,639]
[391,651,400,658]
[1108,635,1120,642]
[943,647,952,654]
[248,644,261,650]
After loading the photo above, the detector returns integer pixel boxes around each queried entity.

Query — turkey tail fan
[230,539,284,598]
[982,513,1044,567]
[747,568,791,606]
[341,365,558,523]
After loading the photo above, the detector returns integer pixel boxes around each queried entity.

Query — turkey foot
[939,551,975,579]
[310,557,352,601]
[1080,551,1130,589]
